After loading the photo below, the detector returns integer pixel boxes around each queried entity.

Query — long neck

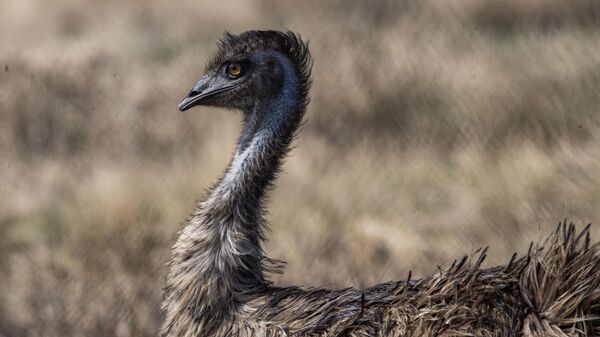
[161,56,305,337]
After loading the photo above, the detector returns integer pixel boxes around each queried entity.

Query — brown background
[1,1,599,336]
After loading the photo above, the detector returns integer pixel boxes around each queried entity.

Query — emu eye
[226,62,243,77]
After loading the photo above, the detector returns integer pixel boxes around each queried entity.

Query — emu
[161,30,600,337]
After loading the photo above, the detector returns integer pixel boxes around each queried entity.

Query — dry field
[1,1,600,336]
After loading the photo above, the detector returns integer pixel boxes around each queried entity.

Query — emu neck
[212,61,303,229]
[162,59,304,336]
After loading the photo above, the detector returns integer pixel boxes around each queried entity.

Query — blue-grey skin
[161,31,600,337]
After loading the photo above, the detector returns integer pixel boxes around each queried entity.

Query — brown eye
[226,62,242,77]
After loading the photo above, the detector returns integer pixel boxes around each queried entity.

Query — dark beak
[178,74,237,112]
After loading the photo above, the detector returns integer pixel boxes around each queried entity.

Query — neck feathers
[162,52,309,337]
[211,51,305,226]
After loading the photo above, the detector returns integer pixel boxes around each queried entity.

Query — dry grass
[1,1,599,336]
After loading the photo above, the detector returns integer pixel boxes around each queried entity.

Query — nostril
[189,89,202,97]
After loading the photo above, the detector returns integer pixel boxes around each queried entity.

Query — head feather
[206,30,312,101]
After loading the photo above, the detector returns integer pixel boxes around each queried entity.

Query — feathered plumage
[161,30,600,337]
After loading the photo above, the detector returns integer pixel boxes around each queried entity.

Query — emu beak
[178,74,236,112]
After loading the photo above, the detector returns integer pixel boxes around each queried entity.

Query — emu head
[178,30,311,112]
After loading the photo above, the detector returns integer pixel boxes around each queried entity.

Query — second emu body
[161,31,600,337]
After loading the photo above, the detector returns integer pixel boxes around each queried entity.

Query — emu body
[161,31,600,337]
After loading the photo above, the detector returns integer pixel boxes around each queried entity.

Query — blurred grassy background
[1,0,600,336]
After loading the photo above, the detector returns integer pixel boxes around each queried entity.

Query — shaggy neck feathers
[162,52,307,337]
